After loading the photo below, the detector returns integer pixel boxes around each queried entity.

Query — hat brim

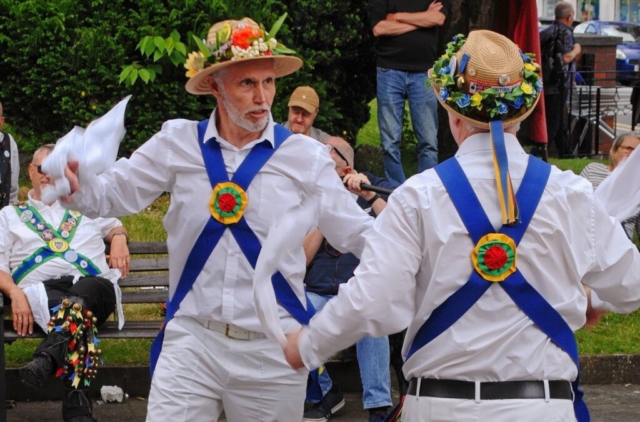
[288,100,317,114]
[428,69,540,130]
[186,56,303,95]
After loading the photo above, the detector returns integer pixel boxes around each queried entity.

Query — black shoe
[63,388,95,422]
[368,407,389,422]
[19,354,53,390]
[302,386,345,422]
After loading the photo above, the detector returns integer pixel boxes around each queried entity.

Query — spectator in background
[283,86,330,142]
[302,136,394,422]
[0,101,20,207]
[0,144,129,422]
[369,0,450,185]
[580,132,640,240]
[540,1,581,158]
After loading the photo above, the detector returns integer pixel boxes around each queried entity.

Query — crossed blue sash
[406,156,589,422]
[150,120,315,375]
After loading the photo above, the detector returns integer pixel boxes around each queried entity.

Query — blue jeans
[306,292,392,409]
[377,67,439,185]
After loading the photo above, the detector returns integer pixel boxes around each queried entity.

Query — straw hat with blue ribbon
[428,30,543,225]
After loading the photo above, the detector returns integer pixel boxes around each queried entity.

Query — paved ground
[5,384,640,421]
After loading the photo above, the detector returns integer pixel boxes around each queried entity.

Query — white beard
[220,89,270,133]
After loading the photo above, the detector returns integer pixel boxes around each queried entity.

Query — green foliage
[0,0,376,156]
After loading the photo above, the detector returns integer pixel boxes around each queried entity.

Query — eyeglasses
[619,145,636,153]
[325,144,349,166]
[31,164,44,175]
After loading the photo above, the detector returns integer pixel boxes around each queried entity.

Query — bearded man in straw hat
[284,30,640,422]
[57,16,373,422]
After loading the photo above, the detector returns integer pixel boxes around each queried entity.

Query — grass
[5,107,639,367]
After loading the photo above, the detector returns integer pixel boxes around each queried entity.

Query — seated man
[302,136,395,422]
[0,101,20,208]
[283,86,330,142]
[0,144,129,422]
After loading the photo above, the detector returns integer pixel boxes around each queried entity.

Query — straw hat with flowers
[427,30,543,129]
[428,30,544,226]
[184,14,302,95]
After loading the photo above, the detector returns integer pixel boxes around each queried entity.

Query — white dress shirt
[66,111,372,333]
[0,132,20,204]
[0,191,123,331]
[299,132,640,383]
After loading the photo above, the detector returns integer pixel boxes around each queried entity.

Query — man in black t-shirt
[368,0,450,185]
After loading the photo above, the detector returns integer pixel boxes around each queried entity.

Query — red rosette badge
[471,233,517,282]
[209,182,248,224]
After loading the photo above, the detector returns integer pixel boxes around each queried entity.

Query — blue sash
[12,205,101,283]
[150,120,315,375]
[405,156,588,422]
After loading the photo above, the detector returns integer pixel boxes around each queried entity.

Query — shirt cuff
[591,290,615,312]
[298,327,323,370]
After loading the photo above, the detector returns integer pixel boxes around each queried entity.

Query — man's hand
[343,173,375,201]
[109,235,130,278]
[284,329,305,369]
[61,161,80,202]
[585,286,606,328]
[10,287,34,336]
[428,1,443,12]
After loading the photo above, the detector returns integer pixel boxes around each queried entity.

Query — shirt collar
[455,132,527,158]
[27,190,59,211]
[203,108,276,150]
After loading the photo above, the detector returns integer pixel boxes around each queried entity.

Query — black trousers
[545,91,571,157]
[34,276,116,368]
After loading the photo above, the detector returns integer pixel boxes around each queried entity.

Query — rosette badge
[185,13,302,95]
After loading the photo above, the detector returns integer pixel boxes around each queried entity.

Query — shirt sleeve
[583,194,640,313]
[9,135,19,204]
[95,217,123,239]
[0,210,13,276]
[299,186,423,369]
[312,148,373,259]
[65,121,177,218]
[368,0,388,29]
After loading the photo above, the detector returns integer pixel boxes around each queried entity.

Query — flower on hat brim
[427,33,542,123]
[186,13,297,80]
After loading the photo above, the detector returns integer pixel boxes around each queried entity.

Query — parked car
[573,21,640,84]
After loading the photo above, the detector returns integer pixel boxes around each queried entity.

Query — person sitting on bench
[0,144,129,422]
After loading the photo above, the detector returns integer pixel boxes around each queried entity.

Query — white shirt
[0,191,123,331]
[67,111,373,333]
[0,132,20,204]
[299,132,640,383]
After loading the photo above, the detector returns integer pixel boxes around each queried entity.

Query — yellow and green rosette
[209,182,248,225]
[471,233,517,282]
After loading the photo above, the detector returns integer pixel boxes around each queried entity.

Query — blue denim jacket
[304,172,396,296]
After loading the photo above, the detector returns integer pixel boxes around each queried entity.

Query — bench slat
[105,242,167,255]
[121,290,168,303]
[118,273,169,288]
[129,257,169,272]
[3,320,161,340]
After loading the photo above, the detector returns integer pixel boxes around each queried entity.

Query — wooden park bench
[0,241,169,422]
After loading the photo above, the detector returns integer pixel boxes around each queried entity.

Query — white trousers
[146,316,307,422]
[402,395,577,422]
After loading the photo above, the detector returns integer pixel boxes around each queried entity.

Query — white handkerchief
[595,147,640,222]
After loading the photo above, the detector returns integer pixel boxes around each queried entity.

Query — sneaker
[302,387,345,422]
[368,408,389,422]
[19,354,53,390]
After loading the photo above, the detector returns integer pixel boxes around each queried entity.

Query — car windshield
[601,24,640,43]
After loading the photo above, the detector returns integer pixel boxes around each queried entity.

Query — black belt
[407,379,573,400]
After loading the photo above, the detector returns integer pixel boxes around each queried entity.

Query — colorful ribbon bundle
[49,298,102,388]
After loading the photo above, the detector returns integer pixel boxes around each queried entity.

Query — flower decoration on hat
[427,33,542,121]
[184,13,296,79]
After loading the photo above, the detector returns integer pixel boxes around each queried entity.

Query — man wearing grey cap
[283,86,331,142]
